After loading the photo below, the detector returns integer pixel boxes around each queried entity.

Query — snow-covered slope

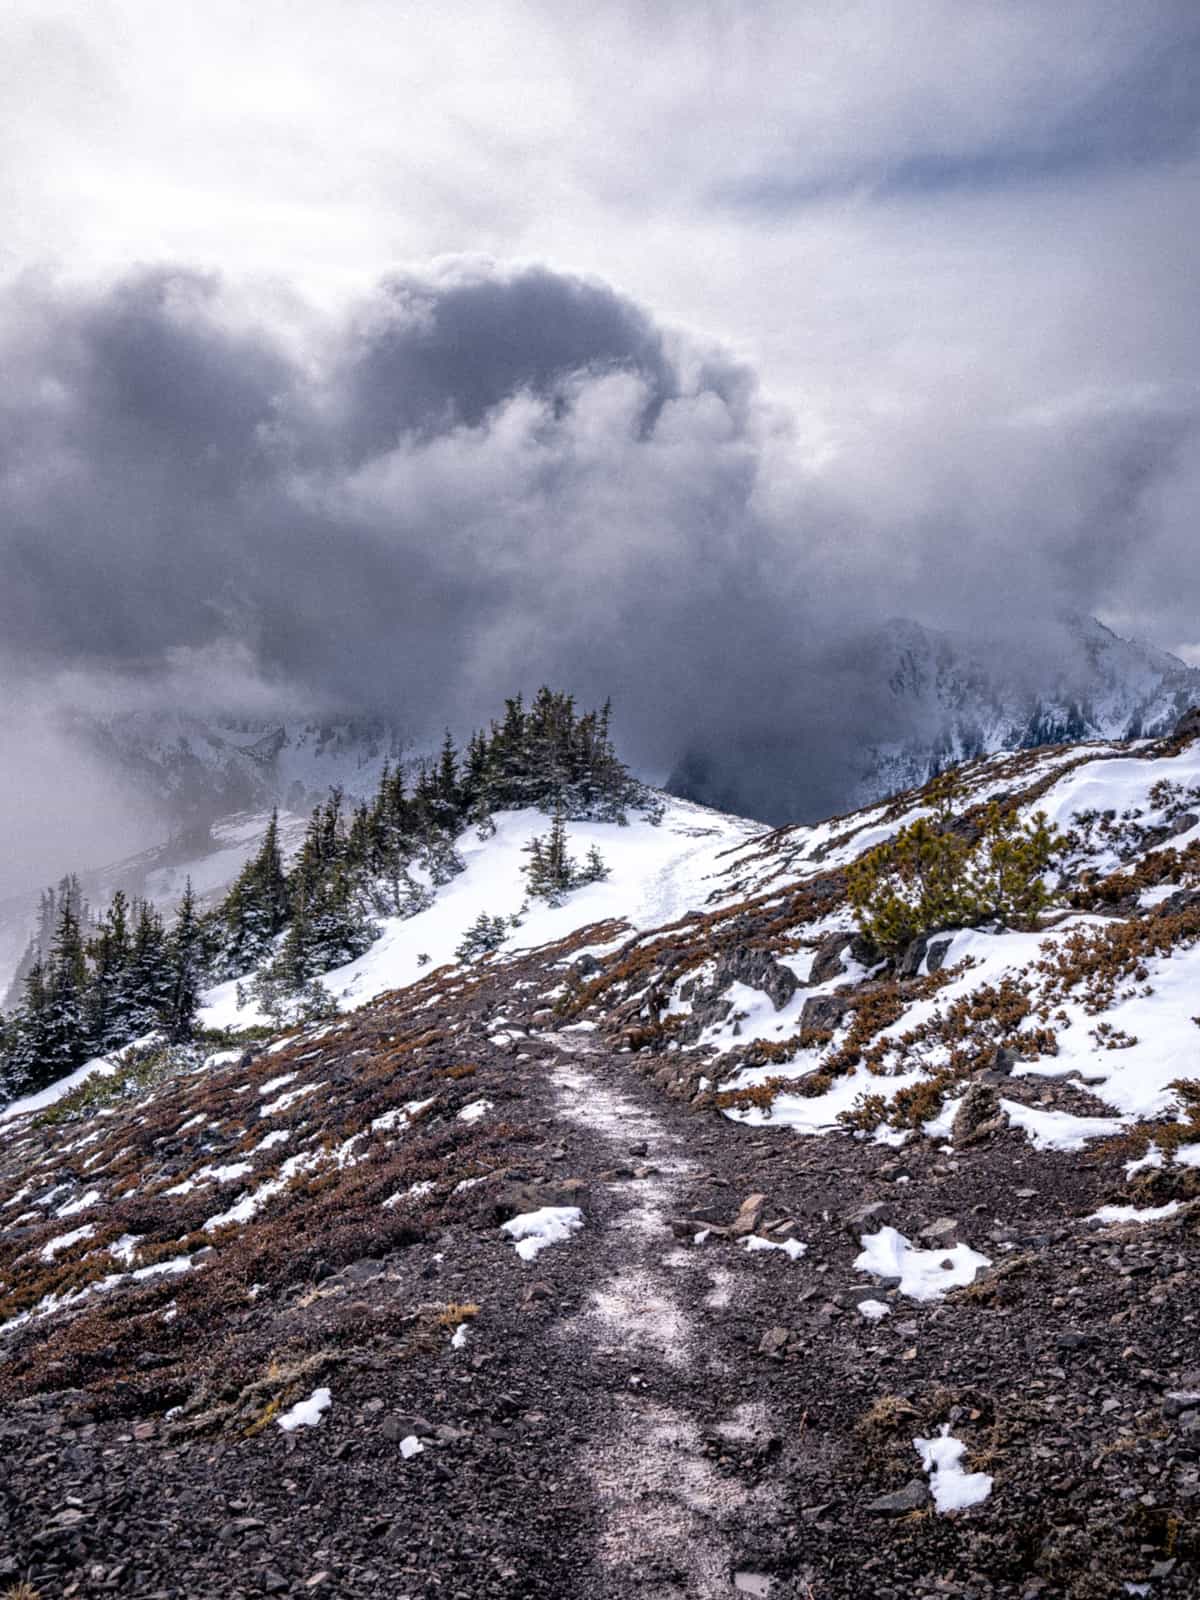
[640,721,1200,1159]
[201,797,760,1029]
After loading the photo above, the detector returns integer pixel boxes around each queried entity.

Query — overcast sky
[1,0,1199,865]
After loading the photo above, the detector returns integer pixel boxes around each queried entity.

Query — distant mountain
[63,711,406,828]
[852,613,1200,807]
[668,613,1200,822]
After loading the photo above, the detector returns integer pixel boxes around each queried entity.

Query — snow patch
[501,1205,584,1261]
[741,1234,807,1261]
[456,1099,492,1123]
[857,1298,891,1321]
[914,1425,993,1513]
[1000,1100,1125,1152]
[855,1226,990,1302]
[277,1387,331,1431]
[40,1223,96,1262]
[1087,1202,1180,1226]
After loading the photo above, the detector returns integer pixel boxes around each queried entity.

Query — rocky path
[547,1033,785,1598]
[2,1008,1198,1599]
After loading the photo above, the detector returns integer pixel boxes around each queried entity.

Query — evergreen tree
[2,958,52,1098]
[434,730,461,822]
[163,880,202,1042]
[523,806,577,904]
[581,843,610,884]
[221,808,289,973]
[85,889,134,1052]
[455,911,510,962]
[127,900,171,1033]
[42,899,89,1077]
[461,731,492,816]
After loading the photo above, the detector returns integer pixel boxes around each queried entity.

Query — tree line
[0,689,644,1103]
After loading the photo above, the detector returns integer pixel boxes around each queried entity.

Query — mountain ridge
[668,612,1200,823]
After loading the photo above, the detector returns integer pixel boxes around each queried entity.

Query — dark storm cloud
[0,259,1198,832]
[339,265,679,455]
[0,263,782,730]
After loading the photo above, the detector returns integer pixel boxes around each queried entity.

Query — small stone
[758,1326,792,1356]
[845,1201,886,1236]
[867,1479,930,1514]
[730,1193,767,1237]
[919,1217,959,1245]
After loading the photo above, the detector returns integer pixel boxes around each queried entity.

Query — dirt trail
[548,1033,781,1599]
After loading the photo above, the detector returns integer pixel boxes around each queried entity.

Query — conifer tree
[434,730,460,822]
[3,958,52,1097]
[582,843,610,883]
[85,889,134,1052]
[222,808,289,973]
[523,805,577,904]
[42,899,89,1076]
[127,900,171,1034]
[163,880,202,1042]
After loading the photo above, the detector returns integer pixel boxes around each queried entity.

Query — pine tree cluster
[0,883,204,1103]
[523,809,610,906]
[0,689,645,1105]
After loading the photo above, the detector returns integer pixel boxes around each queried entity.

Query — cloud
[0,2,1198,835]
[0,256,1196,838]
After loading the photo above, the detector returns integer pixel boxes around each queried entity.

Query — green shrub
[847,779,1059,958]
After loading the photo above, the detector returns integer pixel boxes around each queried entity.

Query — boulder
[896,935,930,979]
[800,993,852,1036]
[711,945,798,1011]
[925,935,954,974]
[898,932,955,978]
[952,1083,1003,1148]
[810,930,878,984]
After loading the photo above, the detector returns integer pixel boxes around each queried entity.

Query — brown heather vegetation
[1036,895,1200,1014]
[1070,840,1200,911]
[0,976,547,1414]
